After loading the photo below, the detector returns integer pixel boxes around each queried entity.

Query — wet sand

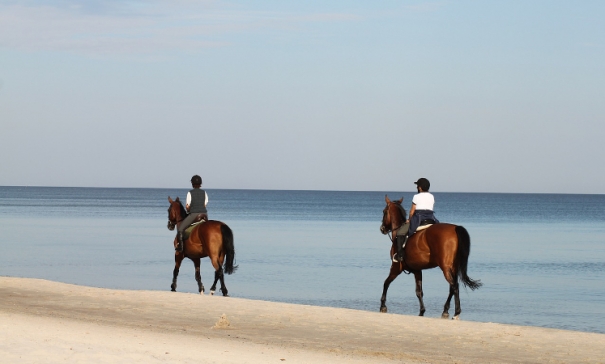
[1,277,603,363]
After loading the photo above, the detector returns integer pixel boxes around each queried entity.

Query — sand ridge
[1,277,604,363]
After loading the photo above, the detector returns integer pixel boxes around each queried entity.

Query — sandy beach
[1,277,603,363]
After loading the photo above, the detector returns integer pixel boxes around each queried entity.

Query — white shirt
[186,191,208,207]
[412,192,434,211]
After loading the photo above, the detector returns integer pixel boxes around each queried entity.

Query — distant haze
[1,1,603,193]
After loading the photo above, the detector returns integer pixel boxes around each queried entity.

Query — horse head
[380,195,405,235]
[167,196,185,231]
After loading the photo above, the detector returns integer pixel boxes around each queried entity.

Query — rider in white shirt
[393,178,439,263]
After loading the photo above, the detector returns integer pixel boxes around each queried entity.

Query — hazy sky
[1,1,604,193]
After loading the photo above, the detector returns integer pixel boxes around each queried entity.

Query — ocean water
[0,187,604,334]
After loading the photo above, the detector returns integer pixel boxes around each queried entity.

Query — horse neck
[174,203,187,224]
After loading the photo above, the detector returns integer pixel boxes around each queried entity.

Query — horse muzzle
[167,221,175,231]
[380,225,388,235]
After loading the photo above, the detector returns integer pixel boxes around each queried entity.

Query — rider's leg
[176,231,184,252]
[176,214,196,252]
[393,222,410,263]
[397,234,409,258]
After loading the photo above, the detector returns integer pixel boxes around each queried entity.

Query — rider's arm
[186,192,192,212]
[205,191,208,207]
[407,203,416,222]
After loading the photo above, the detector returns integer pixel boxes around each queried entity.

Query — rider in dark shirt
[176,175,208,252]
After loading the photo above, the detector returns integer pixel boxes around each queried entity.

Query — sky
[0,1,604,193]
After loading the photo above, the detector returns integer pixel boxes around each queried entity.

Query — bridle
[381,203,404,243]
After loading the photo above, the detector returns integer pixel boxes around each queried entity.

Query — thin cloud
[297,13,361,22]
[403,1,448,13]
[0,2,360,55]
[582,42,603,49]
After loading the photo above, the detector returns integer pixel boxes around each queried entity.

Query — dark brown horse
[167,196,237,296]
[379,195,481,319]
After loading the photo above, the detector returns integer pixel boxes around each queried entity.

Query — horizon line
[1,185,602,196]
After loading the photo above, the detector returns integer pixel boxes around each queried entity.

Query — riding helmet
[190,175,202,185]
[414,178,430,191]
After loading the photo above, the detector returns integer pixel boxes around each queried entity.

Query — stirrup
[392,253,401,263]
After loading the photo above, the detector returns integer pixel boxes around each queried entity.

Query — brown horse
[167,196,237,296]
[379,195,481,319]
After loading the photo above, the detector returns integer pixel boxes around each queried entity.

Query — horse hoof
[441,313,449,319]
[223,294,230,297]
[199,291,204,295]
[380,307,387,313]
[452,315,460,320]
[210,290,215,296]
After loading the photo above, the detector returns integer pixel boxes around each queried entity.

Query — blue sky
[1,1,604,193]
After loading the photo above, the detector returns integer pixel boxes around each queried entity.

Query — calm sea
[1,187,604,334]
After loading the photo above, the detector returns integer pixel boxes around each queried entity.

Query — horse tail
[221,224,238,275]
[455,225,482,290]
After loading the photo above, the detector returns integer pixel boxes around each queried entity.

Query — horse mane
[389,199,407,221]
[395,203,407,221]
[174,199,188,218]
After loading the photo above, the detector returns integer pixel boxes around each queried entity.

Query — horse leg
[218,267,228,297]
[171,253,184,292]
[216,254,229,296]
[209,269,219,296]
[442,281,461,319]
[210,258,222,296]
[413,271,426,316]
[452,280,461,319]
[442,284,454,319]
[209,267,228,296]
[193,258,205,294]
[380,264,403,313]
[441,269,461,319]
[208,256,229,297]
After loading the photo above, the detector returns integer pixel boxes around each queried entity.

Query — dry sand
[1,277,603,363]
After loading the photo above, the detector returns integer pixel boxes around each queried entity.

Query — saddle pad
[416,224,433,232]
[183,220,205,240]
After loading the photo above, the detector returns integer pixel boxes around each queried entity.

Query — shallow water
[0,187,604,333]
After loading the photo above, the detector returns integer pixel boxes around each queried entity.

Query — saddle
[416,219,436,232]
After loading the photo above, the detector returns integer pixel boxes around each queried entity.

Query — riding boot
[393,234,408,263]
[176,231,184,252]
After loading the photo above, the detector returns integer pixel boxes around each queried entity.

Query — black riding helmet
[190,175,202,186]
[414,178,430,191]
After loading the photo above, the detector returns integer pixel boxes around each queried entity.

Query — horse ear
[385,195,391,203]
[397,197,403,204]
[168,196,173,203]
[175,196,180,202]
